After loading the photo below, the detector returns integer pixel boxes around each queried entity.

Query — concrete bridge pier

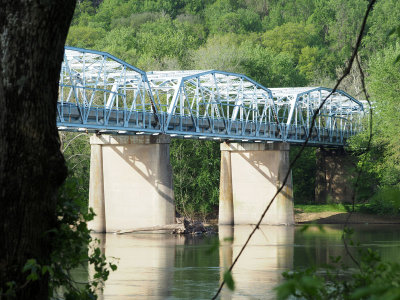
[88,134,175,232]
[218,142,294,225]
[315,147,355,204]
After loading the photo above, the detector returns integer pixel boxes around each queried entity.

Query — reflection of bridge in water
[91,225,294,299]
[90,225,400,299]
[58,47,365,232]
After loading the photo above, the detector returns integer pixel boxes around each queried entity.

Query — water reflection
[92,233,179,299]
[92,226,294,299]
[90,225,400,299]
[219,225,294,299]
[293,224,400,268]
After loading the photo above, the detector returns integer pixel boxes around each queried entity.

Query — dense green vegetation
[64,0,400,216]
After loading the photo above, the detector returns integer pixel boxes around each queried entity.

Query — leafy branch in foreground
[48,177,117,299]
[0,177,117,299]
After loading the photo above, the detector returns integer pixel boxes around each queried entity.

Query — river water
[91,224,400,299]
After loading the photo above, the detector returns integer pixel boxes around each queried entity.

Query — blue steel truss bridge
[58,47,365,146]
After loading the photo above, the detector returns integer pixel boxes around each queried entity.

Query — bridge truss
[58,47,364,146]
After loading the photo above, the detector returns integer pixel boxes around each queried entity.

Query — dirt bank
[295,211,400,224]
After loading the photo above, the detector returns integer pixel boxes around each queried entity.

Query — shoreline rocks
[173,218,216,235]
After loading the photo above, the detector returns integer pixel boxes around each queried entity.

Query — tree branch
[62,133,87,154]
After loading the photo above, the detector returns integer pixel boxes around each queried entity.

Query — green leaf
[224,270,235,291]
[26,273,39,282]
[351,285,389,299]
[110,263,117,271]
[275,279,296,300]
[22,259,38,273]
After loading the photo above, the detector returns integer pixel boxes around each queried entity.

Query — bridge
[58,47,365,232]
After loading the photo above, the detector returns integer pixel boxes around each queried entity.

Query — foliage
[0,176,117,299]
[93,27,138,65]
[362,0,400,55]
[191,33,246,72]
[223,270,235,290]
[170,139,220,220]
[290,147,316,204]
[134,16,204,69]
[361,187,400,215]
[48,177,117,298]
[310,0,368,65]
[205,1,262,34]
[261,0,316,30]
[262,22,320,60]
[347,43,400,207]
[67,26,106,48]
[276,227,400,299]
[366,44,400,187]
[60,132,91,207]
[240,43,306,87]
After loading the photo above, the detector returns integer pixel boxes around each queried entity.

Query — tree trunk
[0,1,76,298]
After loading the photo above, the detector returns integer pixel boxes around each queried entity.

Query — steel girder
[57,47,364,146]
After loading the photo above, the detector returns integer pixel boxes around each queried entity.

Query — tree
[362,0,400,55]
[310,0,368,64]
[364,44,400,187]
[261,0,316,30]
[0,1,76,298]
[170,140,220,219]
[262,22,320,60]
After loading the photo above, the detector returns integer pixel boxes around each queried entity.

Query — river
[89,224,400,299]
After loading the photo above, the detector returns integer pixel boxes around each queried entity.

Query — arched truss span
[146,70,281,140]
[58,46,161,133]
[269,87,364,144]
[57,47,364,146]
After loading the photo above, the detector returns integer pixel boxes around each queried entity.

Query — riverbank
[295,211,400,224]
[197,205,400,225]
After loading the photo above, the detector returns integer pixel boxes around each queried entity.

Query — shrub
[365,187,400,215]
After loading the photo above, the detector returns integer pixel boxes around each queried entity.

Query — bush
[364,187,400,215]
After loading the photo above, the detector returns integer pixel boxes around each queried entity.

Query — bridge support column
[89,134,175,232]
[315,147,355,204]
[88,144,106,232]
[219,150,234,225]
[218,142,294,225]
